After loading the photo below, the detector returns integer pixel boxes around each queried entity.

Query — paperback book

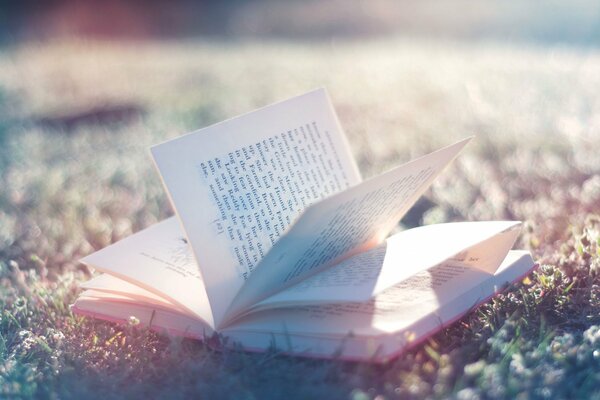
[72,89,535,362]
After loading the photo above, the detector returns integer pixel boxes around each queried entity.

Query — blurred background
[2,2,600,398]
[1,0,599,272]
[2,0,600,43]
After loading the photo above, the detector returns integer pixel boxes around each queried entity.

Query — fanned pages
[249,221,522,312]
[80,218,213,325]
[151,89,361,324]
[224,138,472,324]
[74,88,536,361]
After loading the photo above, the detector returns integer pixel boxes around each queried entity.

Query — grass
[1,37,600,399]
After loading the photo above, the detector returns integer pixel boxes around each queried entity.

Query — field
[1,38,600,399]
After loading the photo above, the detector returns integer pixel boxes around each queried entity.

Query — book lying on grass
[72,88,535,362]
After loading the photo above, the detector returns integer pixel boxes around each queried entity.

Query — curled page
[80,274,187,313]
[151,89,361,327]
[225,137,472,323]
[221,251,534,343]
[79,218,214,326]
[250,221,521,311]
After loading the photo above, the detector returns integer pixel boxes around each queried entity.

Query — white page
[151,88,361,326]
[80,217,214,326]
[225,137,472,323]
[251,221,521,311]
[224,251,534,338]
[73,252,534,362]
[80,274,189,313]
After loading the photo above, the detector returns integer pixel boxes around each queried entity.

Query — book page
[72,297,215,338]
[152,88,361,326]
[224,251,534,338]
[78,289,181,312]
[80,217,214,326]
[225,138,472,321]
[80,274,188,313]
[74,251,534,362]
[250,221,521,311]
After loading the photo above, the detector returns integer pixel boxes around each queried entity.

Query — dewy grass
[1,37,600,398]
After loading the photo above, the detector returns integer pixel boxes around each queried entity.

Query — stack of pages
[73,89,534,362]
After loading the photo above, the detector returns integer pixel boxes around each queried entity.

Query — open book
[72,89,535,362]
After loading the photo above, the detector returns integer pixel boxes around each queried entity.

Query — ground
[1,38,600,399]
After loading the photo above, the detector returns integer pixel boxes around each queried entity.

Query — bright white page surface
[252,221,521,310]
[80,217,213,326]
[225,137,472,322]
[224,250,534,337]
[151,88,361,326]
